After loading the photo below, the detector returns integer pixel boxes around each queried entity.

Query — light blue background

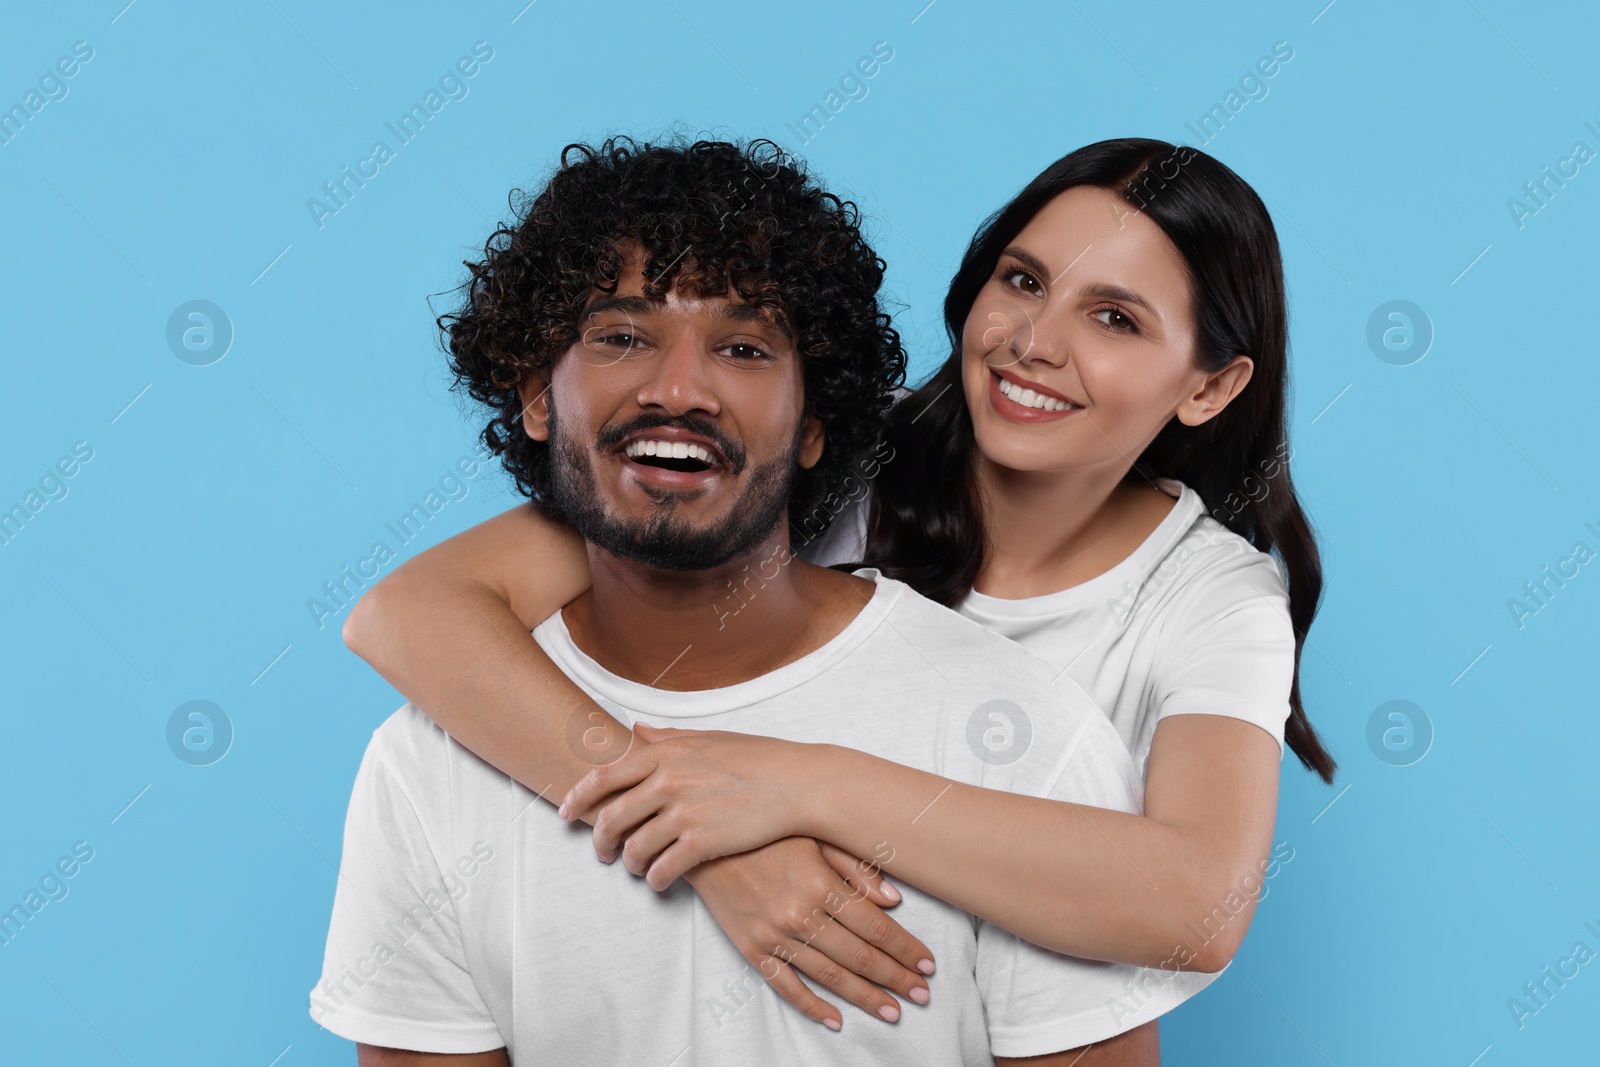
[3,1,1597,1063]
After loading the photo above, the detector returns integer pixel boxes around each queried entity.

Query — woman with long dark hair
[345,137,1335,1037]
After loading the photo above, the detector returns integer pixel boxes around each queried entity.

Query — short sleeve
[976,712,1219,1056]
[1152,549,1296,753]
[977,928,1219,1056]
[308,738,503,1053]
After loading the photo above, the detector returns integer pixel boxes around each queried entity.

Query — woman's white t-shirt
[797,477,1296,776]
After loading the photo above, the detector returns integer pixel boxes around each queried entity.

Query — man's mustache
[596,413,746,473]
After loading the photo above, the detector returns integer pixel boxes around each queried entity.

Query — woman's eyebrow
[999,246,1054,282]
[1081,283,1158,317]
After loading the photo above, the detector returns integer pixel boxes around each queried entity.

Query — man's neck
[561,531,874,691]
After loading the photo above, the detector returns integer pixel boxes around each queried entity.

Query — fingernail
[908,986,929,1005]
[878,1004,900,1023]
[916,958,935,975]
[556,802,569,819]
[823,1018,841,1032]
[881,882,901,902]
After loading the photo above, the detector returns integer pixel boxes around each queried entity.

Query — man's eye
[593,332,638,348]
[723,343,770,361]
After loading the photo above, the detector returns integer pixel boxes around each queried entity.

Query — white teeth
[624,439,716,464]
[999,378,1074,412]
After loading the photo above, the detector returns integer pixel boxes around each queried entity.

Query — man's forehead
[581,247,792,339]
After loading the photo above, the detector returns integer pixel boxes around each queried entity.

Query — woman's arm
[568,713,1281,973]
[343,504,936,1026]
[810,714,1281,972]
[343,503,622,799]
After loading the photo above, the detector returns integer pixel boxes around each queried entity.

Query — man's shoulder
[360,703,476,789]
[869,577,1110,727]
[875,579,1140,809]
[881,578,1065,683]
[354,704,524,840]
[368,701,447,752]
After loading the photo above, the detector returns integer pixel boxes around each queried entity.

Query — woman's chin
[973,430,1077,477]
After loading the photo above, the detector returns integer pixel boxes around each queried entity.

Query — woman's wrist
[792,743,869,842]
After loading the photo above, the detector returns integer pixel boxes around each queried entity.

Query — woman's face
[960,185,1248,476]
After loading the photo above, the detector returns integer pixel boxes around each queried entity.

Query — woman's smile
[986,364,1083,423]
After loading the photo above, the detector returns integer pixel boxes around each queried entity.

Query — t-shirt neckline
[962,478,1202,618]
[532,569,901,717]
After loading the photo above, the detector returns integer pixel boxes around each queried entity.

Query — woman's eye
[600,332,638,348]
[723,343,770,361]
[1001,269,1042,294]
[1092,307,1136,332]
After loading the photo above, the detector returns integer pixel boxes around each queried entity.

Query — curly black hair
[436,136,906,531]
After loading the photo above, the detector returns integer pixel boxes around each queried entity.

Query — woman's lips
[987,368,1081,424]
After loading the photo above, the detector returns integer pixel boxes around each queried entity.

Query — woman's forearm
[800,748,1196,967]
[796,717,1280,972]
[343,504,628,804]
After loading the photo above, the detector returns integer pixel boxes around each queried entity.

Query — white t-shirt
[312,571,1212,1062]
[798,478,1296,777]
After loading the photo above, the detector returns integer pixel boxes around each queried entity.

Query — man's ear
[797,407,825,470]
[517,369,552,442]
[1176,355,1253,427]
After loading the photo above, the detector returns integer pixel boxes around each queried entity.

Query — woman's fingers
[645,836,717,890]
[819,843,935,978]
[822,896,935,998]
[783,941,907,1022]
[680,838,932,1028]
[746,950,843,1031]
[767,859,929,1012]
[617,811,695,880]
[819,841,899,906]
[558,750,656,821]
[590,789,665,862]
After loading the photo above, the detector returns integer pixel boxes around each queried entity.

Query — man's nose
[635,334,720,418]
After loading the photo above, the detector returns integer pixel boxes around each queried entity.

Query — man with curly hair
[312,138,1163,1065]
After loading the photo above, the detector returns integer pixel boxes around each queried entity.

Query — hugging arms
[344,495,1282,1026]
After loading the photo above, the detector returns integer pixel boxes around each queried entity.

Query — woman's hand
[558,723,835,889]
[682,835,935,1029]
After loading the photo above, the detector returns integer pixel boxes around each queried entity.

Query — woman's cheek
[960,332,990,386]
[977,313,1009,353]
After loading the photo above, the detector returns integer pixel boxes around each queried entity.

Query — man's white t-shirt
[798,478,1297,777]
[312,571,1212,1062]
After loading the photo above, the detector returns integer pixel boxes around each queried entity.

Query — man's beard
[543,398,802,572]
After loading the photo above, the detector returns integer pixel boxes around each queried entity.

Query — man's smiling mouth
[623,437,718,473]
